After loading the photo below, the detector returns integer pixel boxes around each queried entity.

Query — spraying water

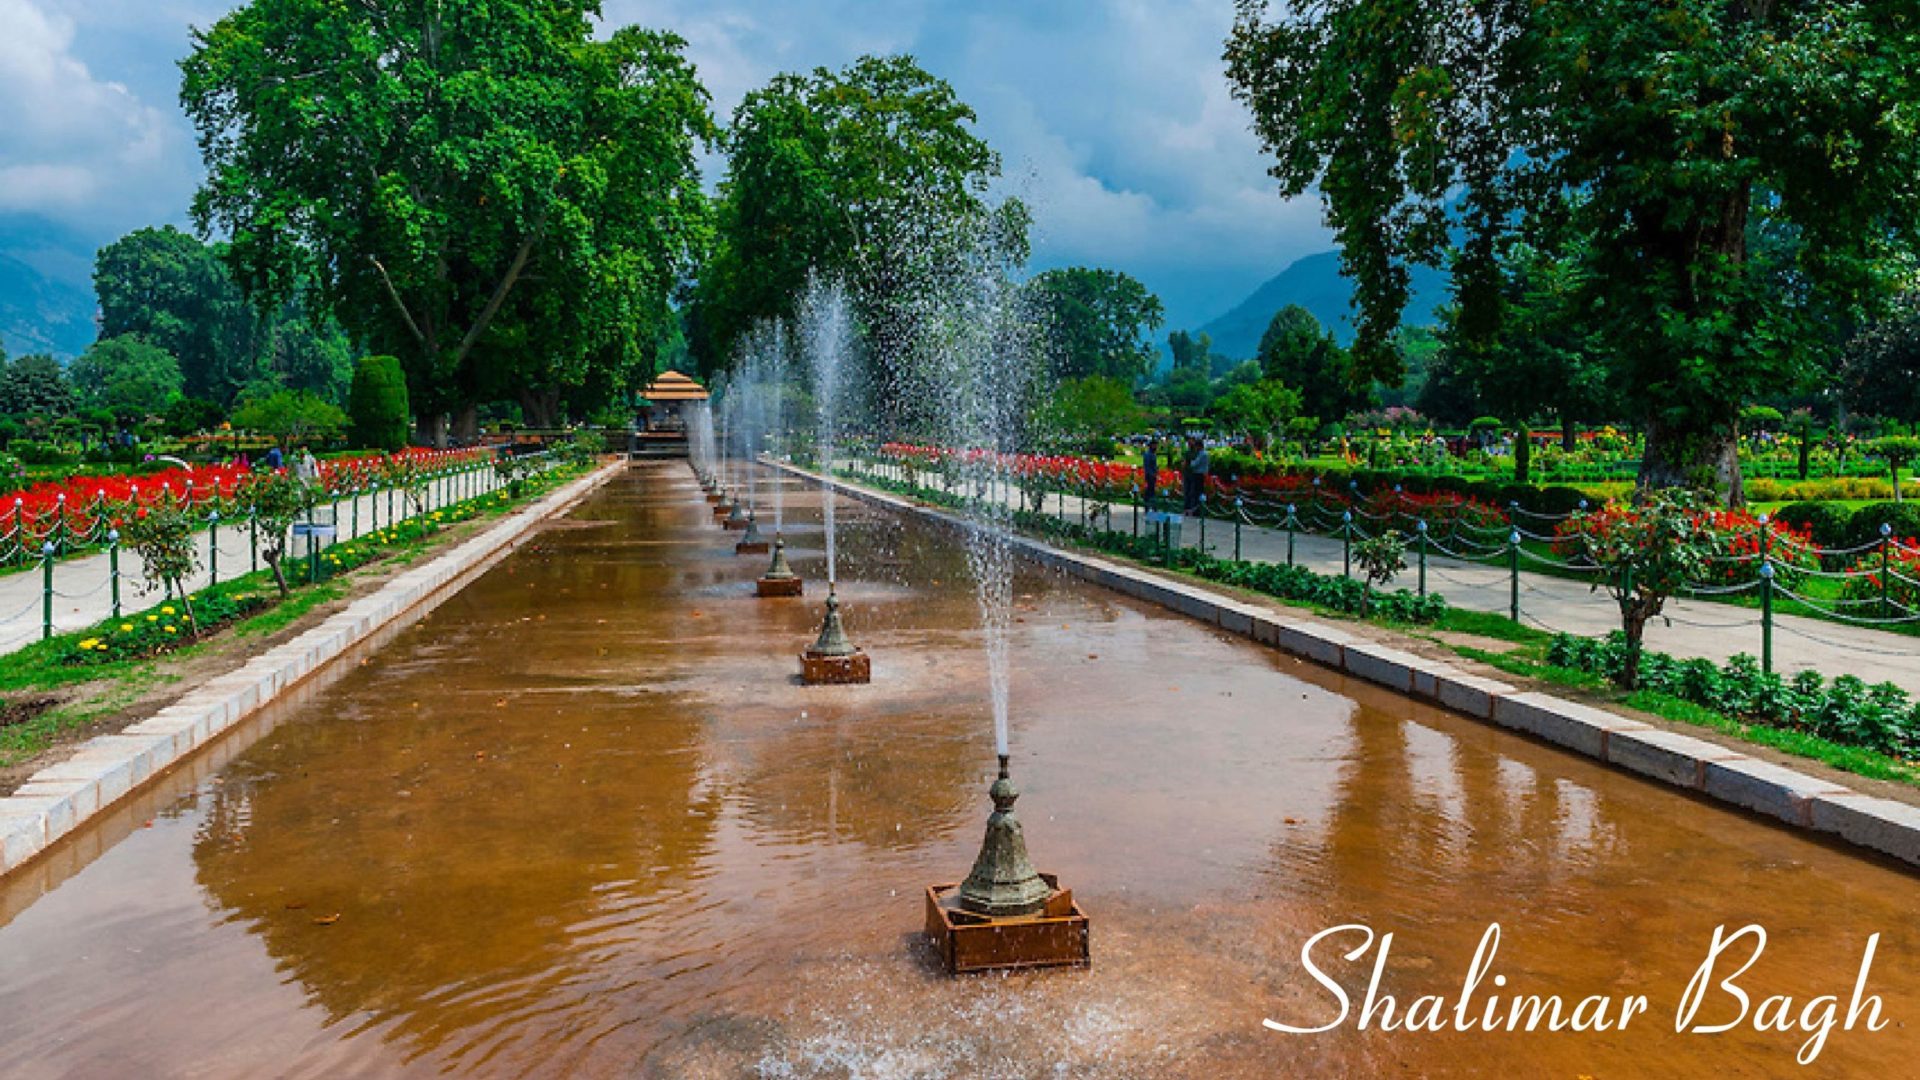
[802,275,854,584]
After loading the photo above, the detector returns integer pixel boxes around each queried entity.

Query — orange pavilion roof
[639,370,709,402]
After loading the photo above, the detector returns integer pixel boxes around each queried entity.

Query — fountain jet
[734,511,768,554]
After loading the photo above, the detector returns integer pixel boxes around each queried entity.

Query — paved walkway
[846,459,1920,696]
[0,466,503,657]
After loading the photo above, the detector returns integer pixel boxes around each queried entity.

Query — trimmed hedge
[348,355,410,451]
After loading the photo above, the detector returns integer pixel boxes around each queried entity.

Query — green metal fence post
[109,530,121,619]
[1341,511,1353,579]
[41,542,54,641]
[1286,505,1297,566]
[1233,496,1243,561]
[208,510,220,588]
[1198,494,1207,554]
[1416,520,1428,596]
[1132,486,1140,539]
[54,494,67,555]
[1509,529,1522,623]
[1760,561,1775,675]
[1882,523,1894,617]
[249,508,258,573]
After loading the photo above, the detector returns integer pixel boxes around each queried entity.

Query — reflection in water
[0,464,1915,1078]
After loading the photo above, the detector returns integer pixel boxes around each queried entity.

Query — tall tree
[94,226,261,404]
[1167,330,1214,378]
[1029,267,1165,382]
[69,336,186,419]
[1226,0,1920,503]
[1841,293,1920,426]
[691,55,1012,367]
[1257,306,1364,421]
[0,354,74,417]
[183,2,713,442]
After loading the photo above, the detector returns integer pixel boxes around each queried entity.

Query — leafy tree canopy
[1226,0,1920,503]
[690,54,1013,368]
[184,2,713,441]
[70,335,185,419]
[94,226,260,404]
[1841,293,1920,425]
[1030,267,1165,383]
[232,388,348,451]
[1257,305,1365,421]
[0,353,74,417]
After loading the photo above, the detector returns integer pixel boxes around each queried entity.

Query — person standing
[1142,439,1159,509]
[1183,435,1210,513]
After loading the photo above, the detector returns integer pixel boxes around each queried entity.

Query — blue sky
[0,0,1334,332]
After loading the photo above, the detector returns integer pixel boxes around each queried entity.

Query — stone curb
[781,462,1920,872]
[0,459,623,878]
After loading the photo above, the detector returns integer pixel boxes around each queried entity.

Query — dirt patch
[0,696,58,732]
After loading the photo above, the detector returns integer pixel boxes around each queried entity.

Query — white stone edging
[0,459,624,877]
[781,461,1920,872]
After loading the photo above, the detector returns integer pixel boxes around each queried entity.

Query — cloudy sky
[0,0,1334,331]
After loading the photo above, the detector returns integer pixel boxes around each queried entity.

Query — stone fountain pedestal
[798,586,868,684]
[926,755,1087,974]
[924,879,1088,975]
[756,536,804,596]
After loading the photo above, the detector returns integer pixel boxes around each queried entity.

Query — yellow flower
[119,623,133,633]
[146,614,158,622]
[164,625,177,634]
[161,605,176,616]
[79,638,99,650]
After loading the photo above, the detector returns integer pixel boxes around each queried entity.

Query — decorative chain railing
[0,450,559,645]
[844,448,1920,676]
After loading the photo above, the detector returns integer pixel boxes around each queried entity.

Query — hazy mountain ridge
[0,217,100,360]
[1195,251,1450,360]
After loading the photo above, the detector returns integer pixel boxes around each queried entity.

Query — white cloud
[0,0,173,222]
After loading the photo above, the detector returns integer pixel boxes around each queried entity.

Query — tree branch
[368,256,427,346]
[449,228,541,368]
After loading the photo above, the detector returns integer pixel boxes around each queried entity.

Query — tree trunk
[1561,413,1576,452]
[452,403,479,444]
[264,551,289,597]
[1620,612,1646,691]
[1639,413,1743,506]
[519,388,561,431]
[1514,424,1531,485]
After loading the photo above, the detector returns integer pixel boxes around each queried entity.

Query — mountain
[0,217,100,360]
[1193,251,1450,361]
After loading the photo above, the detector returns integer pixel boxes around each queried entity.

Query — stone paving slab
[788,461,1920,873]
[0,460,622,878]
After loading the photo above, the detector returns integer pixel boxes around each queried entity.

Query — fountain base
[799,649,869,684]
[757,576,803,596]
[705,492,723,505]
[712,503,731,519]
[925,878,1089,975]
[736,538,770,554]
[724,517,750,532]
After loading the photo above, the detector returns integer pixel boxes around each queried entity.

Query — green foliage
[1257,306,1363,421]
[242,467,315,596]
[232,389,347,450]
[1209,378,1301,442]
[93,226,262,404]
[1843,503,1920,552]
[1038,377,1145,447]
[1773,501,1854,549]
[1548,635,1920,761]
[1167,330,1215,379]
[68,592,263,665]
[1864,436,1920,501]
[1564,490,1722,687]
[184,7,714,437]
[0,354,74,416]
[124,499,202,628]
[559,428,607,463]
[1841,293,1920,425]
[69,335,184,419]
[1029,267,1165,382]
[1225,1,1920,503]
[691,54,1007,368]
[347,355,410,451]
[165,397,227,438]
[1354,529,1408,590]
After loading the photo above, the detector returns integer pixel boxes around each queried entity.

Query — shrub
[348,355,410,451]
[241,467,315,595]
[165,396,226,437]
[1843,502,1920,552]
[123,498,203,628]
[1561,491,1722,689]
[1773,501,1855,549]
[11,439,73,466]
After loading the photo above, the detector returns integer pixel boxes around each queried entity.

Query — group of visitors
[1138,434,1211,514]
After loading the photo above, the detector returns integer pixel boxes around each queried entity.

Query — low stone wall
[0,459,625,878]
[783,462,1920,872]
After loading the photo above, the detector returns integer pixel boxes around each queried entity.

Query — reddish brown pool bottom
[1,463,1916,1078]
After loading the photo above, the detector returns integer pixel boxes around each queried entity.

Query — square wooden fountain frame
[924,875,1090,975]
